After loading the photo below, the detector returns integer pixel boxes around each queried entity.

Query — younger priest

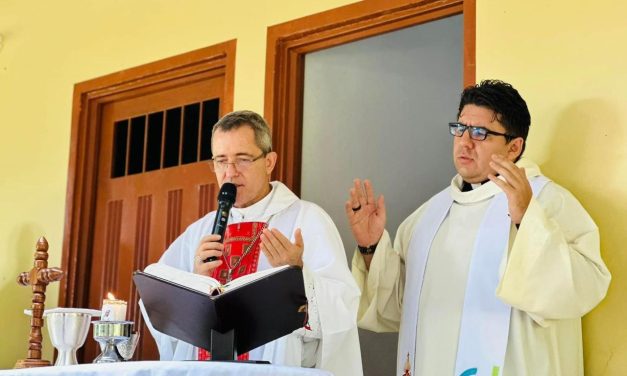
[141,110,363,375]
[347,80,611,375]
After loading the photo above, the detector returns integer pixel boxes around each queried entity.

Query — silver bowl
[92,320,134,363]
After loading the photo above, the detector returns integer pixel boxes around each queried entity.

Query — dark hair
[457,80,530,157]
[212,110,272,154]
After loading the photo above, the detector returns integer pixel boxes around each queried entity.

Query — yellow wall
[0,0,624,373]
[477,1,627,374]
[0,0,355,367]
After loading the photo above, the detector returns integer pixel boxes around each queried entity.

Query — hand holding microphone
[193,234,224,276]
[193,183,237,276]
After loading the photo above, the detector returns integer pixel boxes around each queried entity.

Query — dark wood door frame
[264,0,475,194]
[59,40,236,309]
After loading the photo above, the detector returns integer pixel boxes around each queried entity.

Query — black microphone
[204,182,237,263]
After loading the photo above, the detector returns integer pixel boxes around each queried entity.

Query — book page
[223,265,292,291]
[144,263,222,295]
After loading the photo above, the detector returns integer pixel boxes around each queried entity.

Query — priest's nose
[458,130,475,147]
[224,163,240,178]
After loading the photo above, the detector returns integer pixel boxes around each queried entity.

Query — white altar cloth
[0,361,334,376]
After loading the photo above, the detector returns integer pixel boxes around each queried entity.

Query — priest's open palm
[345,179,386,247]
[260,228,304,267]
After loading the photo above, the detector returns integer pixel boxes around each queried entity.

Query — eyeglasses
[448,122,515,142]
[210,153,266,172]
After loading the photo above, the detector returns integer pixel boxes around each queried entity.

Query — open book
[143,263,291,296]
[134,263,307,355]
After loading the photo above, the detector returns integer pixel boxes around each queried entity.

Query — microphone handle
[204,202,232,263]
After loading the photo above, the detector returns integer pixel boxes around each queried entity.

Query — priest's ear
[265,151,278,175]
[506,137,524,162]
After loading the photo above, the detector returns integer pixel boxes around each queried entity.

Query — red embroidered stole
[197,221,267,361]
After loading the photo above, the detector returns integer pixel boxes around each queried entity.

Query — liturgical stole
[198,221,267,361]
[398,176,549,376]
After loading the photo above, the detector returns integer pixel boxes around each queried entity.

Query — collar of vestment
[230,181,299,222]
[450,158,542,205]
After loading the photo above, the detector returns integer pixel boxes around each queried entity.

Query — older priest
[347,80,610,376]
[141,110,363,375]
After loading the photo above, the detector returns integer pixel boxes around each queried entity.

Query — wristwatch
[358,243,377,255]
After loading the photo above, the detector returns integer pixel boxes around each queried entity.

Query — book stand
[210,328,235,360]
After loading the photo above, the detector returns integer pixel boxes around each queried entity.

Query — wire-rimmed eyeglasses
[210,152,266,172]
[448,122,515,142]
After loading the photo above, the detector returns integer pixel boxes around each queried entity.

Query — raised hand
[260,228,304,267]
[193,234,224,276]
[488,154,532,225]
[345,179,386,247]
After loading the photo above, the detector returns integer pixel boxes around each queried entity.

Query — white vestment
[141,181,363,376]
[352,159,610,375]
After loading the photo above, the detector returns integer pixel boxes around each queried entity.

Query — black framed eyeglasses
[210,152,266,172]
[448,122,515,142]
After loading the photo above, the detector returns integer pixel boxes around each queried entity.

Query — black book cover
[133,266,307,354]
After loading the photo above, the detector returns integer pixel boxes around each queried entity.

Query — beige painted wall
[0,0,624,373]
[477,1,627,374]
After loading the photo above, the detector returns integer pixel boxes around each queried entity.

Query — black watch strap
[358,243,377,255]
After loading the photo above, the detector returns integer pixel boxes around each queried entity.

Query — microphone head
[217,182,237,205]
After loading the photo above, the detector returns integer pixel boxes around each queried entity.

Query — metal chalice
[25,307,101,366]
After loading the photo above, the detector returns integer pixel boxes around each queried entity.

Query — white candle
[101,292,127,321]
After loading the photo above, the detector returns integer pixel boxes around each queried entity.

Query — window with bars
[111,98,220,178]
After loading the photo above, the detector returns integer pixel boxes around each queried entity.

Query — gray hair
[212,110,272,154]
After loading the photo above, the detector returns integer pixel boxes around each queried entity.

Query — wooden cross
[14,237,64,369]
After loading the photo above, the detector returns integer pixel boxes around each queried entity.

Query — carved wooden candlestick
[14,237,64,369]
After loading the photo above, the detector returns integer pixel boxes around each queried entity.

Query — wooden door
[86,81,223,361]
[60,41,235,362]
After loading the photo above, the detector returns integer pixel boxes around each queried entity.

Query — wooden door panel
[82,75,222,362]
[60,41,235,364]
